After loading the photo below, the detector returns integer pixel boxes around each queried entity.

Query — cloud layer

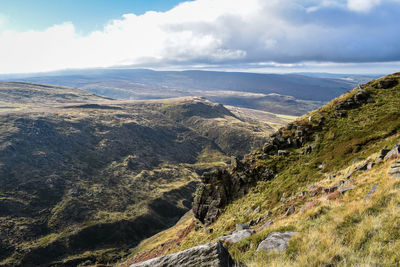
[0,0,399,73]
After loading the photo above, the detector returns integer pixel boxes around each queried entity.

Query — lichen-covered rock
[256,232,298,252]
[130,241,234,267]
[219,229,255,244]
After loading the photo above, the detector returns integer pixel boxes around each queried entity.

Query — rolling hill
[1,69,365,116]
[120,73,400,266]
[0,82,279,266]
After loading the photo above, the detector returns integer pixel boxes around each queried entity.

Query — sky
[0,0,399,74]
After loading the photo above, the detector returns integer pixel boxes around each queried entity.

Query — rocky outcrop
[129,241,234,267]
[375,78,398,89]
[193,162,274,225]
[383,144,400,161]
[256,232,298,252]
[336,89,374,111]
[193,121,318,225]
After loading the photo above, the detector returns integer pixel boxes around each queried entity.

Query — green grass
[128,73,400,266]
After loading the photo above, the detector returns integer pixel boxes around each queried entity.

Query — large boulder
[130,241,234,267]
[384,144,400,161]
[219,229,255,244]
[256,232,298,252]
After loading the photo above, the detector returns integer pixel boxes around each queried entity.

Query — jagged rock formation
[193,119,317,225]
[129,242,234,267]
[192,160,274,225]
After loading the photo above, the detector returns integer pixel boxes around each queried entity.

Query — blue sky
[0,0,399,74]
[0,0,187,33]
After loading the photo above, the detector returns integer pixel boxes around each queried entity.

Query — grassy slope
[123,73,400,266]
[0,83,278,266]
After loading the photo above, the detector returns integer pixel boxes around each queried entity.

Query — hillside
[121,73,400,266]
[2,69,362,116]
[0,82,278,266]
[0,82,109,112]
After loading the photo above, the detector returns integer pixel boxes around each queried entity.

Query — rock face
[219,229,255,244]
[130,242,234,267]
[193,122,317,225]
[256,232,298,252]
[193,164,274,225]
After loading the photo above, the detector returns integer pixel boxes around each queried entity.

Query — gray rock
[243,209,252,217]
[367,162,375,170]
[219,229,255,244]
[388,161,400,178]
[305,145,314,154]
[391,161,400,168]
[355,163,368,171]
[388,167,400,175]
[345,170,355,179]
[130,241,234,267]
[285,205,295,216]
[257,220,274,231]
[378,149,391,160]
[365,184,378,199]
[377,78,398,89]
[236,224,250,231]
[256,232,298,252]
[384,144,400,161]
[336,89,373,110]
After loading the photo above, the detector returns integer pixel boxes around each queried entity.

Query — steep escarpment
[192,73,400,225]
[124,73,400,266]
[0,83,278,266]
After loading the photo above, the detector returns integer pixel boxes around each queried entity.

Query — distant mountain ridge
[0,69,367,116]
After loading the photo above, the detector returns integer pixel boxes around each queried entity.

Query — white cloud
[347,0,382,12]
[0,0,399,74]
